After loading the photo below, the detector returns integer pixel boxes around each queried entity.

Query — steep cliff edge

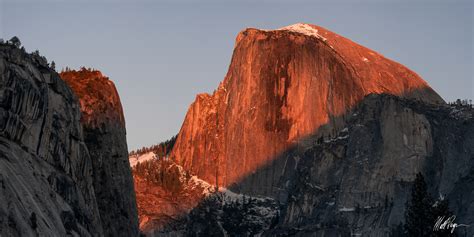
[0,40,138,236]
[60,68,139,236]
[171,23,444,191]
[0,42,103,236]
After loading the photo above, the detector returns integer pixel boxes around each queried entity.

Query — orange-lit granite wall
[60,69,139,236]
[170,24,444,189]
[60,69,125,128]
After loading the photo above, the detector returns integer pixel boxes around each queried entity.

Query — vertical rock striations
[158,94,474,236]
[60,69,139,236]
[128,23,471,235]
[269,94,474,236]
[170,23,444,192]
[0,42,102,236]
[0,40,138,236]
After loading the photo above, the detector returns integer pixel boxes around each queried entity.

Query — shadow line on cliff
[145,91,474,237]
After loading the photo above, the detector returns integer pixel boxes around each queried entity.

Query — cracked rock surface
[0,43,138,236]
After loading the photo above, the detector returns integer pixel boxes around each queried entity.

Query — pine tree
[404,173,456,237]
[9,36,21,48]
[405,173,435,236]
[390,223,404,237]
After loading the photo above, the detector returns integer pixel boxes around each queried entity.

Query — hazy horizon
[1,0,472,150]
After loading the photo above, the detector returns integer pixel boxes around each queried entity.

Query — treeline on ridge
[129,135,177,158]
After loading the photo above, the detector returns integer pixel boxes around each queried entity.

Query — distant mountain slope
[129,136,176,158]
[130,152,157,167]
[128,136,177,167]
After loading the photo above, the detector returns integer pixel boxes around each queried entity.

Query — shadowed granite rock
[0,42,102,236]
[265,94,474,236]
[0,42,139,236]
[61,69,139,237]
[154,94,473,237]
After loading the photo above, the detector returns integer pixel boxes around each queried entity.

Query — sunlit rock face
[61,69,139,236]
[60,69,125,128]
[162,94,473,236]
[0,43,103,236]
[170,23,444,191]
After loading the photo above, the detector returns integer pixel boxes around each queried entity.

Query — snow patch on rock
[324,134,349,143]
[188,175,215,195]
[339,207,355,212]
[278,23,328,42]
[129,152,156,167]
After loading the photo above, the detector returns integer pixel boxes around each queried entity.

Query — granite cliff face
[135,24,474,236]
[0,42,102,236]
[269,94,473,236]
[155,94,473,236]
[60,69,139,236]
[170,23,444,190]
[0,41,138,236]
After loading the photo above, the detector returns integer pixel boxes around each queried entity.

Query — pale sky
[1,0,472,150]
